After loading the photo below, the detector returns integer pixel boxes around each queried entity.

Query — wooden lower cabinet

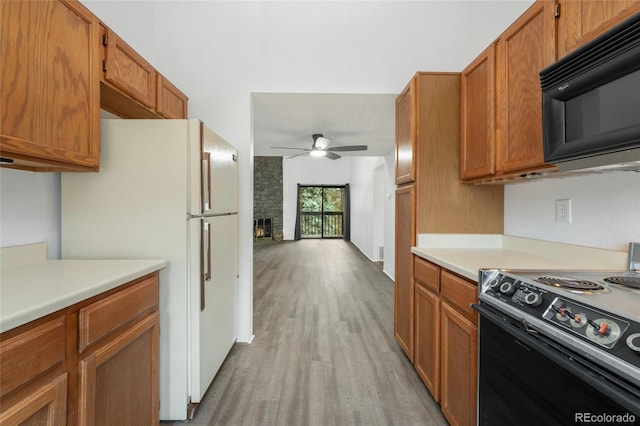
[0,374,68,425]
[414,283,440,402]
[412,256,478,426]
[0,272,160,426]
[440,302,478,426]
[78,312,159,426]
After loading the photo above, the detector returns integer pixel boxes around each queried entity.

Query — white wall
[0,169,61,259]
[3,0,537,343]
[505,172,640,251]
[281,156,351,240]
[349,157,386,262]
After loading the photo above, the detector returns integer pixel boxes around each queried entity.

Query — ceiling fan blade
[286,152,309,159]
[327,145,368,152]
[270,146,311,151]
[325,151,341,160]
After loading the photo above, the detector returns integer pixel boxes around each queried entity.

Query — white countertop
[412,234,628,282]
[0,243,167,333]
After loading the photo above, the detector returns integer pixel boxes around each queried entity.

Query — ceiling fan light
[309,149,326,157]
[314,136,331,149]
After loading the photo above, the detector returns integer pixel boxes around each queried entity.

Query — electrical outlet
[556,199,572,224]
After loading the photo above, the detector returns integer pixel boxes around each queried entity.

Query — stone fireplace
[253,156,283,241]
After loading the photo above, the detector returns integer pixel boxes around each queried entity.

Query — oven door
[473,303,640,426]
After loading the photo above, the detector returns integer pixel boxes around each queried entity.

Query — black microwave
[540,13,640,172]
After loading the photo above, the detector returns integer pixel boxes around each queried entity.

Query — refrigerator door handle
[205,222,212,282]
[200,220,211,311]
[202,152,212,211]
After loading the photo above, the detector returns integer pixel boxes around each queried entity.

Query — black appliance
[540,12,640,172]
[473,251,640,425]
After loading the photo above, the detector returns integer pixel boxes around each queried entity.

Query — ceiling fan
[271,134,368,160]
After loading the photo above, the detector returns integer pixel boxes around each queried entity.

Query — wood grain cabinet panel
[557,0,640,59]
[156,75,188,119]
[395,184,416,361]
[497,0,556,175]
[0,374,67,426]
[0,0,100,171]
[79,274,159,352]
[440,302,478,426]
[440,271,478,322]
[103,28,157,109]
[414,256,440,293]
[78,312,160,426]
[0,317,65,398]
[461,44,496,181]
[395,80,415,185]
[414,283,440,402]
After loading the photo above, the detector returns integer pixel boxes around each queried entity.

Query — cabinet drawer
[414,256,440,293]
[0,317,65,397]
[440,271,477,322]
[79,274,159,352]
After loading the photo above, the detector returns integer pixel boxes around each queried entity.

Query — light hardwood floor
[164,240,447,425]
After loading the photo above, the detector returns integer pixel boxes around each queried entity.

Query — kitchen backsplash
[504,171,640,251]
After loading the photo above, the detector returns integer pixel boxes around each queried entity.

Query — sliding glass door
[298,186,345,238]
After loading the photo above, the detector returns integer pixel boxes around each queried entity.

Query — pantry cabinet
[412,257,478,426]
[394,72,502,362]
[0,273,160,426]
[395,184,416,361]
[557,0,640,59]
[0,0,100,172]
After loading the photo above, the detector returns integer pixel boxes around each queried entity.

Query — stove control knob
[499,281,516,296]
[627,333,640,353]
[488,277,501,289]
[524,292,543,307]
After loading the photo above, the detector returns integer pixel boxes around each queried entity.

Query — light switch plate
[555,199,572,224]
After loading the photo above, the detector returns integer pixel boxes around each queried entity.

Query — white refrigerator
[61,119,238,420]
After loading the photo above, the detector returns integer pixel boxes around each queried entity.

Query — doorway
[298,185,345,238]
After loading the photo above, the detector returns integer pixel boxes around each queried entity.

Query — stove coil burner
[603,276,640,289]
[535,275,606,291]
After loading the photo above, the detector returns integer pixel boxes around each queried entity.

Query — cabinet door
[0,374,67,426]
[103,29,157,109]
[156,75,188,119]
[0,0,100,171]
[497,1,556,174]
[440,302,477,426]
[414,283,440,402]
[557,0,640,58]
[394,184,415,361]
[78,312,159,426]
[395,79,416,184]
[461,44,496,180]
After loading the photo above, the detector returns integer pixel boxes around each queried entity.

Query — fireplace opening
[254,218,272,239]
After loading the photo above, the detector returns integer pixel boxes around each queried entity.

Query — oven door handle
[472,303,640,415]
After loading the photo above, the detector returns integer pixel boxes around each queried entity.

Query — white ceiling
[252,93,397,159]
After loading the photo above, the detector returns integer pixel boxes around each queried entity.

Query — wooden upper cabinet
[102,28,157,109]
[496,0,556,174]
[99,25,188,119]
[157,75,189,119]
[557,0,640,59]
[461,43,496,181]
[395,80,415,184]
[0,0,100,171]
